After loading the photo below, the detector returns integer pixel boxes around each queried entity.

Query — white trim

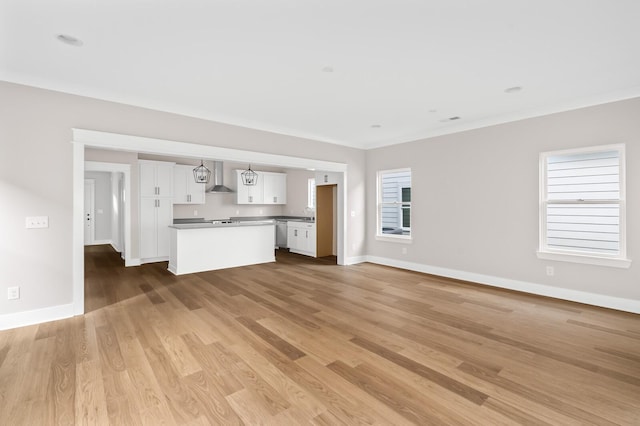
[73,129,348,172]
[345,256,368,265]
[375,235,413,244]
[536,250,631,268]
[88,239,112,246]
[73,129,349,321]
[539,143,628,267]
[365,255,640,314]
[110,242,122,253]
[0,303,75,331]
[73,142,85,315]
[128,258,142,267]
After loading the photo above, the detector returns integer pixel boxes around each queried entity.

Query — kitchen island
[168,220,275,275]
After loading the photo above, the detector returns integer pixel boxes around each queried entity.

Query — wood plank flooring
[1,244,639,425]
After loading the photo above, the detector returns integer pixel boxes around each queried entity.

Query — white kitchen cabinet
[316,171,340,186]
[287,221,316,257]
[236,169,287,205]
[140,197,172,261]
[235,170,264,204]
[140,160,174,197]
[140,160,174,262]
[263,172,287,204]
[173,165,205,204]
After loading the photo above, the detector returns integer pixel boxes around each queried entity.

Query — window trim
[376,168,412,242]
[307,178,316,209]
[537,143,631,268]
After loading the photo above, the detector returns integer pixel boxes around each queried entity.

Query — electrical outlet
[546,266,554,276]
[259,209,263,215]
[8,286,20,300]
[236,210,240,215]
[26,216,48,229]
[193,210,198,216]
[402,247,407,255]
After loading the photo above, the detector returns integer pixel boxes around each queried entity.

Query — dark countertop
[230,215,314,223]
[170,220,275,230]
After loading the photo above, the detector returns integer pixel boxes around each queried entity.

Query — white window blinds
[543,147,623,256]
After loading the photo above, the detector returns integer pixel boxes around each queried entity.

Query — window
[307,178,316,209]
[377,168,411,240]
[538,144,630,268]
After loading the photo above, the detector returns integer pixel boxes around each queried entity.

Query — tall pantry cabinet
[139,160,175,262]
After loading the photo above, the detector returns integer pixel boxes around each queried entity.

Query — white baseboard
[345,256,367,265]
[126,258,141,267]
[87,239,112,246]
[0,303,75,331]
[110,242,122,253]
[365,256,640,314]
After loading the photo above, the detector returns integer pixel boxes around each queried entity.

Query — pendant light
[241,164,258,186]
[193,160,211,184]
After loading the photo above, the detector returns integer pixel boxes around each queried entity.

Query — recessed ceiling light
[370,124,381,128]
[504,86,523,94]
[428,109,437,113]
[321,65,334,73]
[56,34,83,47]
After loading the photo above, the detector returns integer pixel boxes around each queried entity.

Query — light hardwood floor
[1,245,639,425]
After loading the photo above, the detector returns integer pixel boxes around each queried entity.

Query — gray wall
[366,97,640,302]
[84,171,112,242]
[0,81,365,318]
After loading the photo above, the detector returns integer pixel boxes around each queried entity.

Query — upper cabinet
[263,172,287,205]
[173,165,205,205]
[316,171,340,186]
[140,160,175,197]
[236,170,286,204]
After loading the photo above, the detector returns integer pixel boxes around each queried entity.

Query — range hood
[206,161,234,193]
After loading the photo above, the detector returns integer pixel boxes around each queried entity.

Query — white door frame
[84,179,95,245]
[73,129,348,316]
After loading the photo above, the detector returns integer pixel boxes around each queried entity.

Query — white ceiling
[2,1,640,149]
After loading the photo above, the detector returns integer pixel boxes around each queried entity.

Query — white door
[84,179,95,245]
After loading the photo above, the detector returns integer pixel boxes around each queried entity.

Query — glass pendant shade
[193,160,211,183]
[241,165,258,186]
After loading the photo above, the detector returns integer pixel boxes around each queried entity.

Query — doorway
[316,184,337,260]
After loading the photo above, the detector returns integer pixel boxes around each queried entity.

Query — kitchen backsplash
[173,195,285,220]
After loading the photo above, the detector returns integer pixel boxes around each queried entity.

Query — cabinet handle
[294,229,297,237]
[249,196,253,203]
[306,230,308,238]
[274,196,277,203]
[187,194,191,202]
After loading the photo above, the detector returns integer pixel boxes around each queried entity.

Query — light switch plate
[26,216,49,229]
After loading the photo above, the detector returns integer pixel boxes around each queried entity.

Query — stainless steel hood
[206,161,234,193]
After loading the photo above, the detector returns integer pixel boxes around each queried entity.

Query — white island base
[168,223,275,275]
